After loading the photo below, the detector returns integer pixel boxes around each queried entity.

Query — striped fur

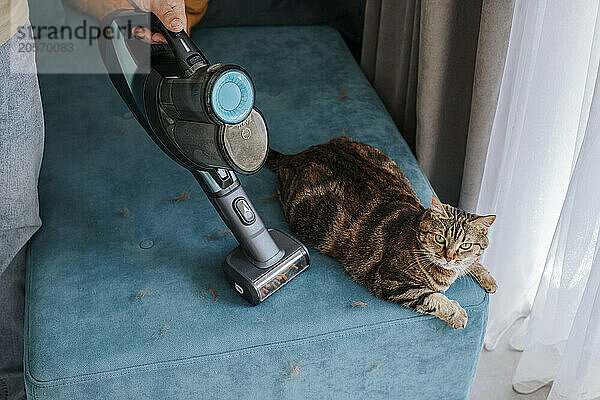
[267,137,497,329]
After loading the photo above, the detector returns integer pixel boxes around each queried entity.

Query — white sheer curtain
[513,98,600,398]
[476,0,600,397]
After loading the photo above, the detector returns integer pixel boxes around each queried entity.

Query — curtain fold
[361,0,514,206]
[505,2,600,396]
[513,123,600,399]
[476,0,600,352]
[458,0,515,211]
[361,0,420,149]
[473,0,600,396]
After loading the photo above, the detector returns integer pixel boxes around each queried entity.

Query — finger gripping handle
[150,13,209,74]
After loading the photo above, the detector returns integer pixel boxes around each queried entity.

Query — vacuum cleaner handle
[193,169,283,266]
[208,184,284,266]
[150,13,209,75]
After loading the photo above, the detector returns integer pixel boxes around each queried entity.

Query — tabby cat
[266,136,497,329]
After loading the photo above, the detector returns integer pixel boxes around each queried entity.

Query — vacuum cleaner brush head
[223,229,310,305]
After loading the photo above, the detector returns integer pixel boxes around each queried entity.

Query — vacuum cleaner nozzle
[98,9,310,305]
[224,229,310,305]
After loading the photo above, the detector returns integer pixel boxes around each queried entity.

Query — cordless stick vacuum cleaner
[98,9,309,305]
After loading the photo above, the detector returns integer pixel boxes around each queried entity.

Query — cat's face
[417,197,495,273]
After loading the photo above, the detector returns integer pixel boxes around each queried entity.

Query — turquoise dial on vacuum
[211,70,254,124]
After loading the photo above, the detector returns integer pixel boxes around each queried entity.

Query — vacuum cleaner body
[99,10,309,305]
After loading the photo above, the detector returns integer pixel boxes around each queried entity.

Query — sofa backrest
[197,0,366,59]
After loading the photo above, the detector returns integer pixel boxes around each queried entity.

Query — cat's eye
[460,243,473,250]
[434,234,446,244]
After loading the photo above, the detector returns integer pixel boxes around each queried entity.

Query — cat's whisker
[401,256,436,271]
[397,249,432,255]
[407,255,437,268]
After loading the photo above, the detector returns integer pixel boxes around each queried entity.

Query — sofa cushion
[25,25,488,399]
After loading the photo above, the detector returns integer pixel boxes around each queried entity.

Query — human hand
[127,0,187,44]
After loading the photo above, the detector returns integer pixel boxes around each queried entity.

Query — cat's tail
[265,148,289,171]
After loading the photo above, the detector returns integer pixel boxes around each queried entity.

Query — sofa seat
[25,25,488,399]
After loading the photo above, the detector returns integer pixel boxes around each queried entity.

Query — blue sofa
[24,5,488,399]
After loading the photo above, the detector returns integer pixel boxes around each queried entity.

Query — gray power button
[233,197,256,225]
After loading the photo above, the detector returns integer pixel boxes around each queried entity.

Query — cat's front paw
[445,301,468,329]
[480,274,498,294]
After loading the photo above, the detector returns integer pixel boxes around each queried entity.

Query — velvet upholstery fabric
[198,0,366,59]
[25,26,488,399]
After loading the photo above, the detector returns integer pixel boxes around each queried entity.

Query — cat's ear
[430,196,448,218]
[471,215,496,234]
